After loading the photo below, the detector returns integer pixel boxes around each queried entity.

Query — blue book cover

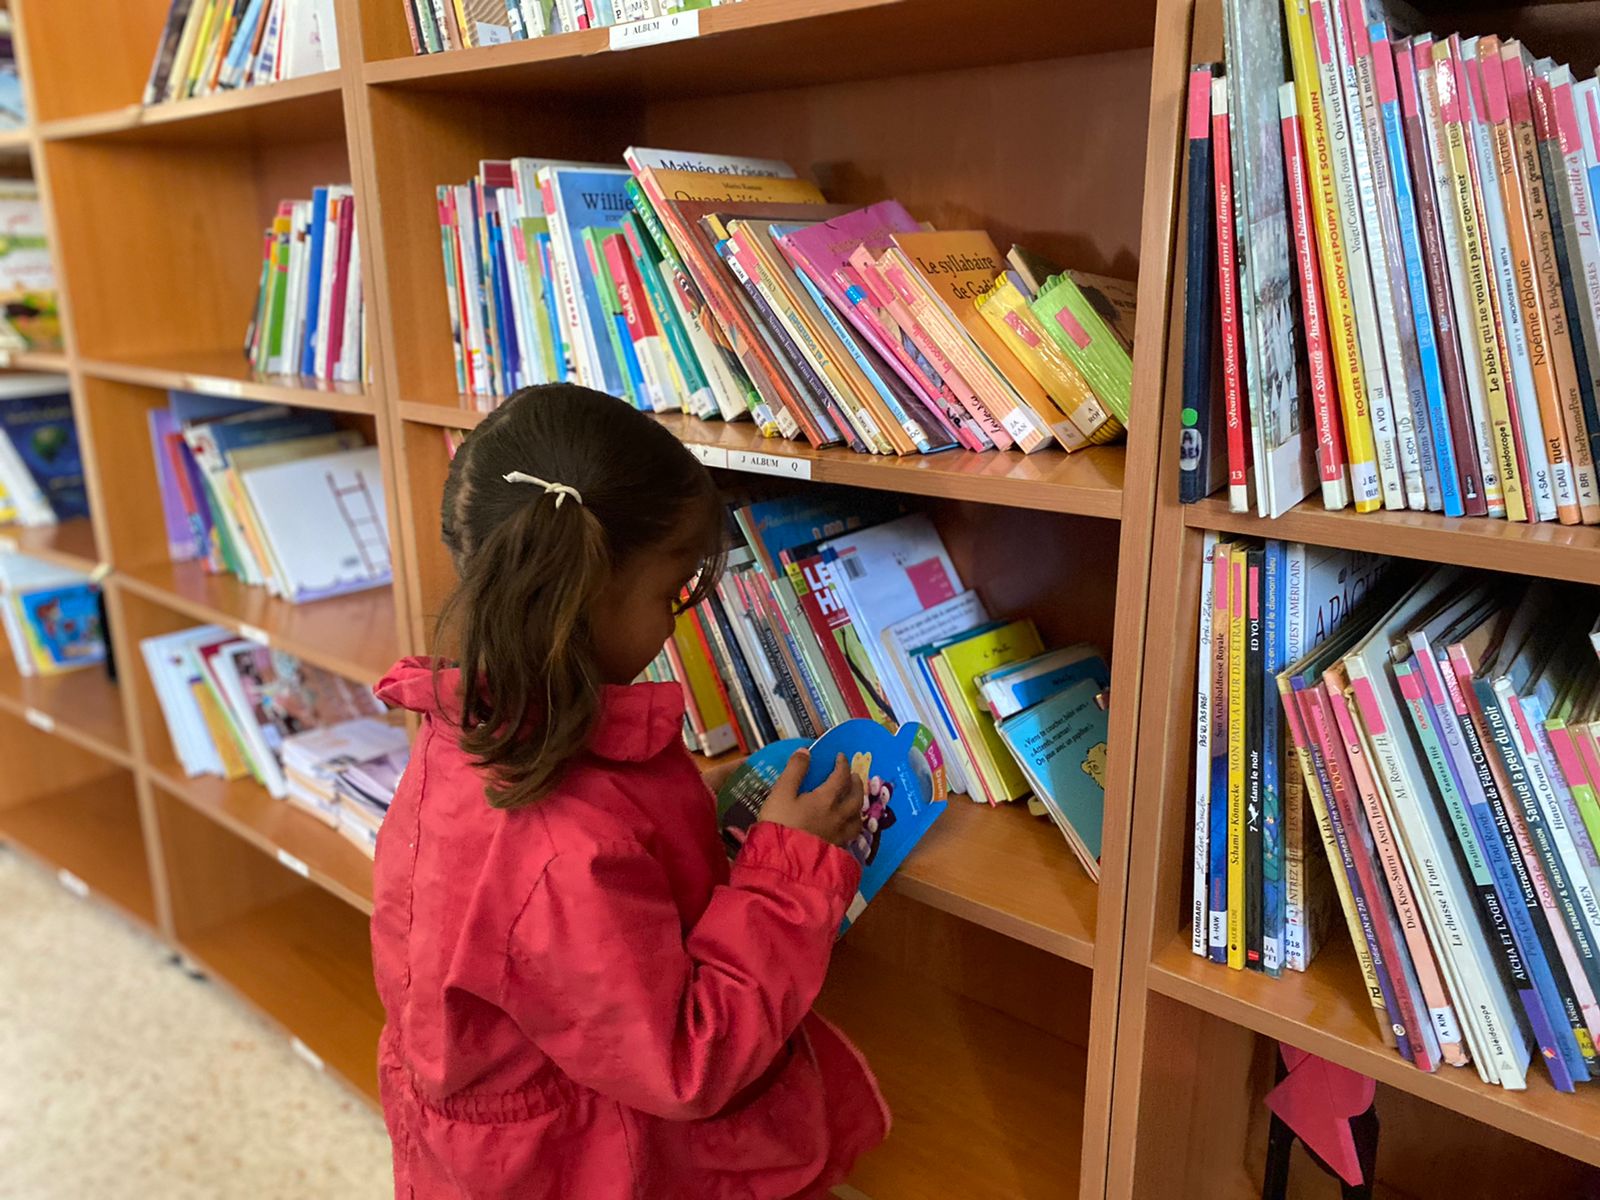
[546,168,634,399]
[715,719,947,933]
[735,492,904,581]
[997,678,1108,879]
[486,198,521,394]
[166,390,259,424]
[1261,540,1284,975]
[19,583,105,671]
[208,410,338,460]
[979,645,1110,720]
[301,187,330,379]
[0,386,86,520]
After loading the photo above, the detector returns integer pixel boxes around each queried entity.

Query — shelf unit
[1105,0,1600,1194]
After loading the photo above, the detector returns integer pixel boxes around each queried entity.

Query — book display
[3,0,1594,1196]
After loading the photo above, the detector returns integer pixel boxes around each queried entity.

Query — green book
[581,225,638,408]
[517,215,560,385]
[624,211,707,400]
[1030,270,1136,425]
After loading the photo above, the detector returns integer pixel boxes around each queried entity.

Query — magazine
[715,719,947,932]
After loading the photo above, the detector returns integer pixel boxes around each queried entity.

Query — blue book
[0,382,86,520]
[300,187,330,379]
[1261,540,1285,976]
[19,583,104,672]
[977,645,1110,720]
[997,678,1109,879]
[545,167,634,399]
[715,719,948,933]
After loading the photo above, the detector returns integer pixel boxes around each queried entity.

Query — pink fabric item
[1265,1046,1377,1187]
[371,658,889,1199]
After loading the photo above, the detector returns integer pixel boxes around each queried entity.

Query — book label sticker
[1000,408,1037,444]
[190,376,244,399]
[289,1036,325,1072]
[727,449,812,480]
[25,708,55,734]
[56,868,89,899]
[686,443,729,469]
[476,22,513,45]
[239,624,270,647]
[276,848,311,879]
[609,10,700,51]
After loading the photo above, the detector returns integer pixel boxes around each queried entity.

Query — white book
[277,1,321,80]
[310,0,341,71]
[623,147,797,179]
[881,590,990,798]
[313,187,345,381]
[139,627,232,778]
[538,165,625,393]
[1193,531,1218,957]
[1462,39,1558,521]
[278,200,312,378]
[239,446,390,603]
[1555,69,1600,401]
[451,184,492,397]
[207,638,289,796]
[1318,0,1405,509]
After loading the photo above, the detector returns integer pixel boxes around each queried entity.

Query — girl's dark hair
[438,385,722,809]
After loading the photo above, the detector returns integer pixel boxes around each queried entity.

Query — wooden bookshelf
[0,515,101,572]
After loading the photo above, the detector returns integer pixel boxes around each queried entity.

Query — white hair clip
[502,471,584,509]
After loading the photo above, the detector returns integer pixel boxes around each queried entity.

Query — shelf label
[477,22,513,44]
[727,448,812,480]
[189,375,244,400]
[25,708,55,734]
[609,10,700,50]
[289,1036,325,1073]
[276,848,310,879]
[56,868,89,899]
[89,562,112,585]
[238,623,270,647]
[685,442,729,469]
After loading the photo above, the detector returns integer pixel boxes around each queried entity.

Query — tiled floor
[0,847,392,1200]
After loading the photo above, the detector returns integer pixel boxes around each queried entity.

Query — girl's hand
[758,750,865,848]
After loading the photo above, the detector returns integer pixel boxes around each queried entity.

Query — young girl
[371,386,889,1199]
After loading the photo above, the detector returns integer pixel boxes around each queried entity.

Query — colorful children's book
[715,718,947,932]
[998,678,1110,880]
[0,376,85,522]
[931,619,1046,805]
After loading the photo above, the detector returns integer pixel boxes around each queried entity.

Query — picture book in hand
[714,718,948,932]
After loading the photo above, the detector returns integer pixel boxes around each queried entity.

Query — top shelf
[364,0,1159,98]
[37,72,344,147]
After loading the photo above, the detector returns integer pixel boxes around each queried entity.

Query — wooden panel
[0,653,129,766]
[0,515,101,572]
[81,352,373,414]
[151,783,303,938]
[39,74,345,146]
[11,0,171,122]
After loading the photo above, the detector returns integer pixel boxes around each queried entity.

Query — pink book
[323,196,356,383]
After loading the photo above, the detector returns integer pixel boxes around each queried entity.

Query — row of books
[146,0,341,106]
[0,376,86,528]
[247,186,364,385]
[400,0,737,53]
[0,553,106,678]
[142,625,405,856]
[437,148,1134,455]
[0,183,61,354]
[1195,537,1600,1094]
[637,487,1111,879]
[1180,0,1600,526]
[146,392,391,604]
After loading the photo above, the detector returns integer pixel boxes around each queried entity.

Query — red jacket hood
[374,656,688,765]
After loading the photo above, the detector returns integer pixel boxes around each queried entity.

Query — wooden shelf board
[894,797,1097,965]
[0,654,130,767]
[181,887,384,1103]
[365,0,1156,99]
[6,349,70,373]
[151,767,374,916]
[1148,935,1600,1166]
[401,402,1127,520]
[0,773,156,927]
[117,559,398,684]
[0,516,104,574]
[38,73,345,146]
[1185,496,1600,585]
[0,126,31,153]
[79,352,373,414]
[818,941,1086,1198]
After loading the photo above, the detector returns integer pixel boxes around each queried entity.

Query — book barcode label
[839,554,865,581]
[191,375,244,399]
[276,848,310,879]
[609,10,700,51]
[289,1036,325,1073]
[25,708,55,733]
[726,449,812,480]
[686,443,729,469]
[239,623,270,646]
[56,868,89,899]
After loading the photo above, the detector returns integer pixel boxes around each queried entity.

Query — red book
[1211,78,1251,512]
[782,547,876,722]
[323,195,357,382]
[685,606,750,756]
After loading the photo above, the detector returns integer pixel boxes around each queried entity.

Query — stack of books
[0,185,61,354]
[400,0,740,53]
[0,376,85,528]
[1195,536,1600,1095]
[435,149,1134,455]
[0,553,106,678]
[142,624,388,800]
[146,392,390,604]
[1180,1,1600,524]
[247,187,364,385]
[282,717,410,856]
[146,0,341,105]
[636,487,1111,876]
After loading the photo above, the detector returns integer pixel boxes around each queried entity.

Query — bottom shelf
[182,885,384,1103]
[819,941,1085,1199]
[0,772,155,928]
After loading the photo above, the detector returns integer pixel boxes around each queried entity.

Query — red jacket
[371,659,889,1200]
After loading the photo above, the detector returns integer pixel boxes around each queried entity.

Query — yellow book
[1434,42,1521,519]
[192,679,250,781]
[931,619,1045,805]
[1226,544,1248,970]
[671,611,738,757]
[640,170,826,208]
[1283,0,1381,511]
[183,0,222,99]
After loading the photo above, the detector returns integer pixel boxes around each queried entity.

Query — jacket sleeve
[504,821,860,1121]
